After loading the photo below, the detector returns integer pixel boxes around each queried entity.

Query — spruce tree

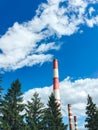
[25,92,45,130]
[85,94,98,130]
[43,93,67,130]
[0,79,25,130]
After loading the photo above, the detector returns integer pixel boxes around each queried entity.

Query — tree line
[0,79,98,130]
[0,79,67,130]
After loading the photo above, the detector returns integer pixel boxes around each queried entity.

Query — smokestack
[53,59,60,106]
[74,116,78,130]
[68,104,74,130]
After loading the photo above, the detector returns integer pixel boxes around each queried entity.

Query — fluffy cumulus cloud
[0,22,59,71]
[23,77,98,130]
[0,0,98,71]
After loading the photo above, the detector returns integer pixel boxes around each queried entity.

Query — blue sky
[0,0,98,129]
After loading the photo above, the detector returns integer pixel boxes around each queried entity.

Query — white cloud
[36,42,60,53]
[85,16,98,27]
[23,77,98,129]
[0,22,56,71]
[89,7,95,16]
[0,0,98,71]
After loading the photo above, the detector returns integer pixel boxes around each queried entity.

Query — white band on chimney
[53,69,59,78]
[54,89,60,100]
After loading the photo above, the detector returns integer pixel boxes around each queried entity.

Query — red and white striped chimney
[68,104,74,130]
[53,59,60,106]
[74,116,78,130]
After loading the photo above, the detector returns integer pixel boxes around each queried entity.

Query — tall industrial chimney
[74,116,78,130]
[53,59,60,106]
[68,104,74,130]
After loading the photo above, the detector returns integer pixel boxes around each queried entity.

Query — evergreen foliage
[0,79,25,130]
[85,94,98,130]
[0,80,68,130]
[25,92,45,130]
[43,93,67,130]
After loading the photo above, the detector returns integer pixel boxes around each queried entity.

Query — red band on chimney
[53,78,59,89]
[53,59,58,69]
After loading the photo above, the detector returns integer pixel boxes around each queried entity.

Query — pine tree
[43,93,67,130]
[85,94,98,130]
[25,92,45,130]
[0,79,25,130]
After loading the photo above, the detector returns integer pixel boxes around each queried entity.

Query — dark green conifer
[43,93,67,130]
[0,79,25,130]
[85,94,98,130]
[25,92,45,130]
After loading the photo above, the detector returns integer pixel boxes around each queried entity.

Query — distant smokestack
[74,116,78,130]
[68,104,74,130]
[53,59,60,106]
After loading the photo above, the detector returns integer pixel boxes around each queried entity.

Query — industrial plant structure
[53,59,78,130]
